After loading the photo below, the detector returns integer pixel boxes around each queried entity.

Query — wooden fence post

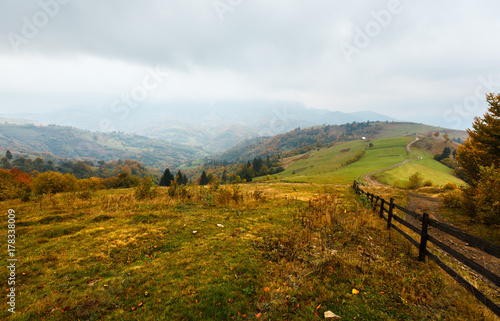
[387,198,394,229]
[419,213,430,261]
[379,198,385,218]
[374,196,379,211]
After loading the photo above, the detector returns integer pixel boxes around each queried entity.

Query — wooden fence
[353,180,500,317]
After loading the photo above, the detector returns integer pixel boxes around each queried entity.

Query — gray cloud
[1,0,499,129]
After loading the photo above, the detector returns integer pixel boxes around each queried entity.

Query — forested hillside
[0,123,206,170]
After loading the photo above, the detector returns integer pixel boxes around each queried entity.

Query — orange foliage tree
[0,169,32,201]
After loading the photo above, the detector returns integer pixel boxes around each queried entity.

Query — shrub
[214,187,232,205]
[33,171,77,195]
[231,185,243,203]
[77,190,94,200]
[442,182,458,190]
[392,180,403,188]
[440,158,459,170]
[440,189,463,208]
[78,177,106,191]
[423,180,433,187]
[104,172,141,189]
[135,177,158,200]
[473,166,500,225]
[406,172,423,189]
[341,150,365,168]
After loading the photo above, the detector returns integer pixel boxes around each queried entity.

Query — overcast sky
[1,0,499,129]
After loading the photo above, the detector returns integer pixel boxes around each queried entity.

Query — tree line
[0,154,152,179]
[159,156,285,187]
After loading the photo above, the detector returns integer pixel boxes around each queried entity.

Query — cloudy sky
[1,0,499,129]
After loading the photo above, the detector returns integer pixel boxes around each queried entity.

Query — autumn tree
[456,93,500,185]
[433,131,440,138]
[33,171,78,195]
[0,169,32,201]
[455,93,500,223]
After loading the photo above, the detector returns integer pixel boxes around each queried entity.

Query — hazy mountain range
[2,101,397,152]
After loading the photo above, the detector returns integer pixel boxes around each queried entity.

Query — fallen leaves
[352,288,360,295]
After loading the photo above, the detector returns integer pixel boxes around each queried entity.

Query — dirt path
[405,192,500,291]
[360,138,500,293]
[361,137,419,186]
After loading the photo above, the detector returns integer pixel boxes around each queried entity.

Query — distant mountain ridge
[2,101,398,152]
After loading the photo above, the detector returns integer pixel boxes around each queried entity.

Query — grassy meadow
[271,137,413,185]
[375,148,466,187]
[273,136,464,189]
[1,182,496,320]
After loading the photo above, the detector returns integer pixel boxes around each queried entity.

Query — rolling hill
[256,136,465,187]
[0,123,207,170]
[214,121,467,164]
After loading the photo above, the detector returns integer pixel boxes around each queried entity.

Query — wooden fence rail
[353,180,500,317]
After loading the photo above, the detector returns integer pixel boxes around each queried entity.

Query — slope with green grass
[272,137,413,184]
[375,147,466,187]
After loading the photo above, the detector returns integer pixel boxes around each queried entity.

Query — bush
[423,180,433,187]
[440,189,463,208]
[135,177,158,200]
[33,171,77,195]
[214,187,232,205]
[473,166,500,225]
[77,190,94,200]
[104,172,141,189]
[440,158,459,170]
[78,177,106,191]
[406,172,423,189]
[442,182,458,190]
